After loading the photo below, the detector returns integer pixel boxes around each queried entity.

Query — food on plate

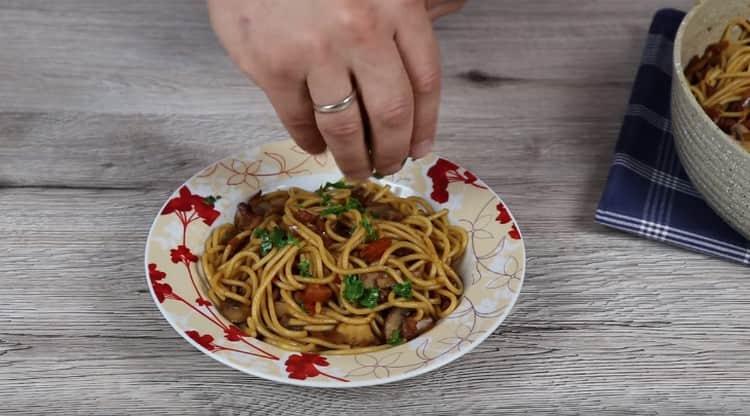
[200,180,467,354]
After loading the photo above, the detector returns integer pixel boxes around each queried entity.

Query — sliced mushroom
[244,191,288,216]
[294,209,318,225]
[402,317,435,341]
[219,299,251,324]
[274,301,293,326]
[367,203,405,221]
[384,308,407,343]
[267,194,289,215]
[330,322,376,347]
[415,317,434,334]
[361,272,396,290]
[235,202,263,232]
[351,185,372,205]
[401,316,419,340]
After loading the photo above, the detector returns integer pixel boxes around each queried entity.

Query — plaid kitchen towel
[595,9,750,265]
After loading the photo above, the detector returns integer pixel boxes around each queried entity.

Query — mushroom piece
[274,301,293,326]
[234,202,263,232]
[384,308,407,343]
[366,203,405,221]
[219,299,251,324]
[402,316,435,341]
[331,322,376,347]
[361,271,397,302]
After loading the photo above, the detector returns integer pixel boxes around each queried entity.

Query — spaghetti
[685,17,750,151]
[200,180,467,354]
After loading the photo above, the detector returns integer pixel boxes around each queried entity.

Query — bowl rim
[143,147,527,388]
[672,0,750,161]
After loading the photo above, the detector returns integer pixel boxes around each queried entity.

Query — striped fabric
[595,9,750,266]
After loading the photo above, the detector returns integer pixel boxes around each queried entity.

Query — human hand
[208,0,466,179]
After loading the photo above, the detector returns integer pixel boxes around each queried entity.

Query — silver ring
[313,89,357,114]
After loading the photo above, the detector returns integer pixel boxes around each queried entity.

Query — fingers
[307,65,372,179]
[353,44,414,176]
[264,83,327,155]
[395,5,442,159]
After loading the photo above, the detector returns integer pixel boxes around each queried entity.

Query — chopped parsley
[298,258,312,277]
[203,195,221,206]
[321,197,364,216]
[321,193,332,206]
[393,280,412,299]
[359,287,379,308]
[254,226,300,256]
[389,329,404,346]
[343,275,364,302]
[360,216,378,242]
[342,275,379,308]
[315,180,352,206]
[317,180,353,194]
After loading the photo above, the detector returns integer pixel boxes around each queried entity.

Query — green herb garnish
[317,180,353,193]
[254,226,299,256]
[321,197,364,216]
[343,275,364,302]
[254,229,274,256]
[203,195,221,206]
[389,329,404,345]
[342,275,379,308]
[359,287,379,308]
[298,258,311,277]
[360,216,378,242]
[393,280,412,299]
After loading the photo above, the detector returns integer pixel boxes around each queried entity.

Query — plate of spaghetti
[145,139,525,387]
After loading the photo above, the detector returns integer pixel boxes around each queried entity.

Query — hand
[208,0,466,179]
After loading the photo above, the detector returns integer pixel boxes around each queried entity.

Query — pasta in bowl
[145,139,525,387]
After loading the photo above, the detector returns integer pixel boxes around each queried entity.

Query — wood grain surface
[2,0,749,415]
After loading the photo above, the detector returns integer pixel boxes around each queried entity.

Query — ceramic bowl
[672,0,750,239]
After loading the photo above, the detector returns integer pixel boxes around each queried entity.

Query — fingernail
[410,140,433,159]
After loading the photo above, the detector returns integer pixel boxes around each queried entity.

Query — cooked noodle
[200,180,467,354]
[685,17,750,151]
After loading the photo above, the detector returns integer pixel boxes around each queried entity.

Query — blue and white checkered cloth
[596,9,750,266]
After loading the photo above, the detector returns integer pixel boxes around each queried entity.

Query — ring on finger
[313,89,357,113]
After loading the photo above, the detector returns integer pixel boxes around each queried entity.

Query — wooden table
[2,0,748,414]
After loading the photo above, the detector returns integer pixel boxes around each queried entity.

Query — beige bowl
[672,0,750,239]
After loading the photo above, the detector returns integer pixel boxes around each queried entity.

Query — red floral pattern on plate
[170,244,198,264]
[495,202,521,240]
[285,353,348,382]
[427,158,486,203]
[149,263,173,303]
[162,186,220,226]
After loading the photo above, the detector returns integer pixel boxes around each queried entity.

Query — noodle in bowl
[672,0,750,239]
[145,140,525,387]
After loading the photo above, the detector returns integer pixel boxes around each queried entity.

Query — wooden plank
[0,81,630,189]
[0,187,748,415]
[0,0,693,115]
